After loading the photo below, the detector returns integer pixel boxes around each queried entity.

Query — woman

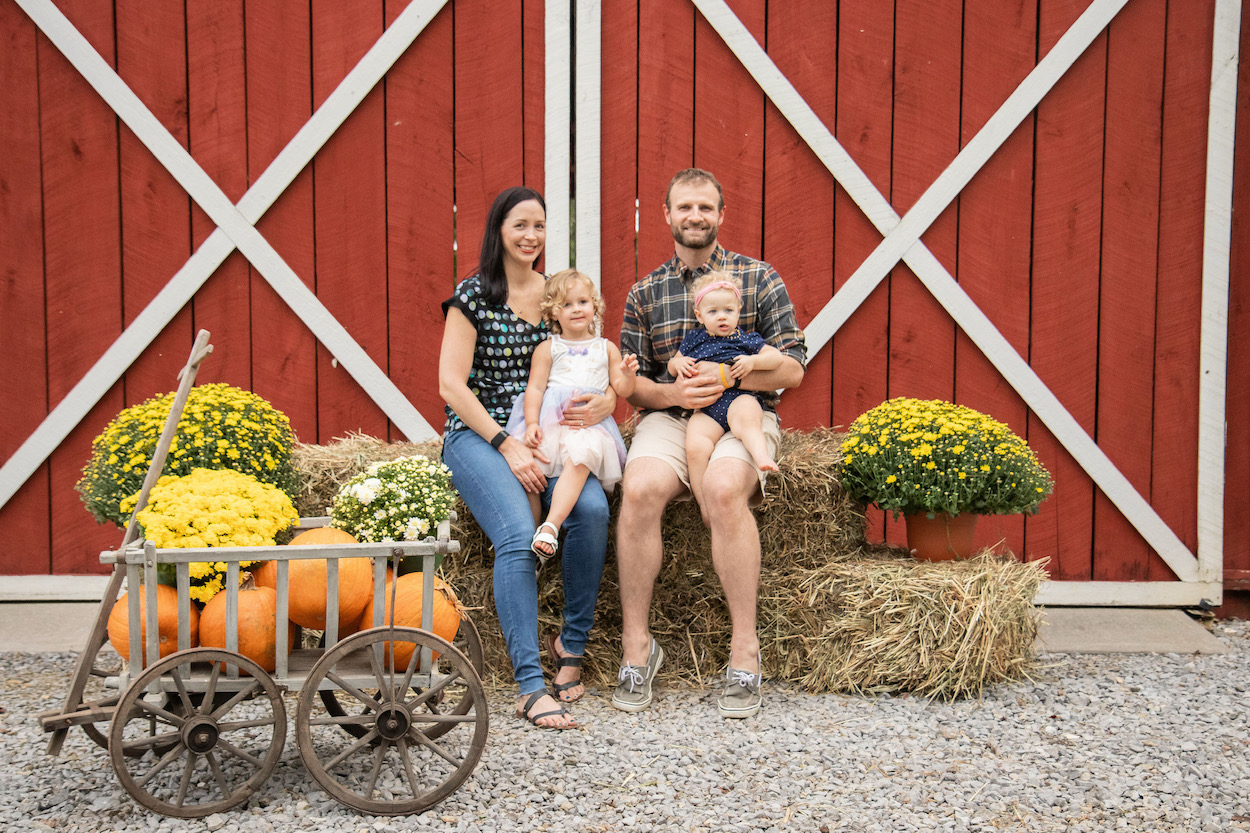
[438,186,613,729]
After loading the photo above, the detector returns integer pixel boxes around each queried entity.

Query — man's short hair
[665,168,724,211]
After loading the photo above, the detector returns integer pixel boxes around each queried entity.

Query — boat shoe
[717,665,762,719]
[611,638,664,712]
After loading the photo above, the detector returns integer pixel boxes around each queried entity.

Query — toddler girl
[507,270,638,568]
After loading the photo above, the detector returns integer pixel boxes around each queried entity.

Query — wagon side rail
[99,515,460,690]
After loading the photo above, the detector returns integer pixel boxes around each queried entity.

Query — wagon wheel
[296,626,488,815]
[80,651,123,753]
[317,613,485,742]
[108,648,287,818]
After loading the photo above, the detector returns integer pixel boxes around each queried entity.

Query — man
[613,168,806,718]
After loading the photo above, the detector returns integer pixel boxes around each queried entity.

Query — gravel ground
[3,619,1248,833]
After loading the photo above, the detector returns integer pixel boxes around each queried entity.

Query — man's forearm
[735,356,805,392]
[624,374,678,411]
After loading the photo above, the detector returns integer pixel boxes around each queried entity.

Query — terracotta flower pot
[904,512,979,562]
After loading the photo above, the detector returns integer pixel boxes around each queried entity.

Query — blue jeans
[442,428,608,697]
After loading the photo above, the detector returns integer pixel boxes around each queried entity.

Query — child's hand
[620,353,639,376]
[730,354,755,378]
[525,424,543,448]
[676,356,698,377]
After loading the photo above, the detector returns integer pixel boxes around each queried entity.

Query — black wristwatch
[490,430,509,449]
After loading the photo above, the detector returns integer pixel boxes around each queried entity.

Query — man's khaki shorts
[625,410,780,507]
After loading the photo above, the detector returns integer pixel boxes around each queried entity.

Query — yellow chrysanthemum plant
[120,468,298,604]
[77,383,299,528]
[839,397,1054,520]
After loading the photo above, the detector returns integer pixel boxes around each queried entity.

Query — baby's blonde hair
[690,271,742,308]
[540,269,605,335]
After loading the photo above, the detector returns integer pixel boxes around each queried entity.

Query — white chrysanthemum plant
[329,456,456,546]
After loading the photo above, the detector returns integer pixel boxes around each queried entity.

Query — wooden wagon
[38,331,488,818]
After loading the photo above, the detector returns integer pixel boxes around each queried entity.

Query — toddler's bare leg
[686,413,724,517]
[726,396,778,472]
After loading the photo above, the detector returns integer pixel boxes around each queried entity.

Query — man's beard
[672,224,717,249]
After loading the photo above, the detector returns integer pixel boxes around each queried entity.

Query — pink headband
[693,280,741,308]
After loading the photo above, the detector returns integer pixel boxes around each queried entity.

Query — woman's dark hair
[476,186,546,306]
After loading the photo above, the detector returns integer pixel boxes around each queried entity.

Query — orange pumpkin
[108,584,198,664]
[358,573,462,667]
[199,583,295,673]
[252,527,372,631]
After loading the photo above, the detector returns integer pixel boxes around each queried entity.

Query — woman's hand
[560,391,615,429]
[500,436,548,493]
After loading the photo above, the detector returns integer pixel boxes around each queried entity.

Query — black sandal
[515,689,576,729]
[544,632,585,703]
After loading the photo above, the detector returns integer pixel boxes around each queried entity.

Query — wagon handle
[45,330,213,757]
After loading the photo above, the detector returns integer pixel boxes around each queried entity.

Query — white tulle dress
[506,335,628,492]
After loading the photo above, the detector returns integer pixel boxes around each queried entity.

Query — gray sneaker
[611,638,664,712]
[717,666,762,718]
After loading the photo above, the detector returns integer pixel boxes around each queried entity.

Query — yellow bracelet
[718,363,732,389]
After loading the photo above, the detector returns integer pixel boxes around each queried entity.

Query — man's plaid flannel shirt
[620,244,807,416]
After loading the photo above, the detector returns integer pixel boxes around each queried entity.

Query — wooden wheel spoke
[394,643,422,696]
[309,712,377,728]
[216,717,276,733]
[406,668,460,709]
[405,725,464,767]
[209,679,260,719]
[136,742,187,789]
[204,751,231,800]
[202,662,222,712]
[365,741,387,797]
[323,731,381,771]
[397,737,421,796]
[215,737,264,768]
[132,696,187,728]
[326,670,384,712]
[175,752,198,807]
[367,647,390,693]
[411,712,476,726]
[121,728,183,752]
[171,669,196,717]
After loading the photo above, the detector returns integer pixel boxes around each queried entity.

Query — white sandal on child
[530,522,559,572]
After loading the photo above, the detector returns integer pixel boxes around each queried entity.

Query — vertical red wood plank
[1149,0,1214,579]
[1226,1,1250,583]
[245,0,318,444]
[600,0,639,340]
[636,0,694,275]
[454,0,527,278]
[1092,0,1166,580]
[1027,0,1106,581]
[956,0,1036,559]
[0,4,51,574]
[765,0,836,431]
[312,0,389,442]
[693,0,764,258]
[186,1,252,392]
[600,0,640,425]
[887,0,959,404]
[115,0,193,401]
[523,0,545,189]
[39,0,125,573]
[833,0,893,543]
[385,0,455,435]
[884,0,961,548]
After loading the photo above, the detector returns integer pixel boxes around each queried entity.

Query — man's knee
[620,461,680,516]
[701,460,756,512]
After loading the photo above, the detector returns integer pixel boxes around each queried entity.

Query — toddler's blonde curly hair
[539,269,606,335]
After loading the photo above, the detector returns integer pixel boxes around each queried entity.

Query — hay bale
[292,429,1044,699]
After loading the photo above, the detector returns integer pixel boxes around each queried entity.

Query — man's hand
[672,363,726,410]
